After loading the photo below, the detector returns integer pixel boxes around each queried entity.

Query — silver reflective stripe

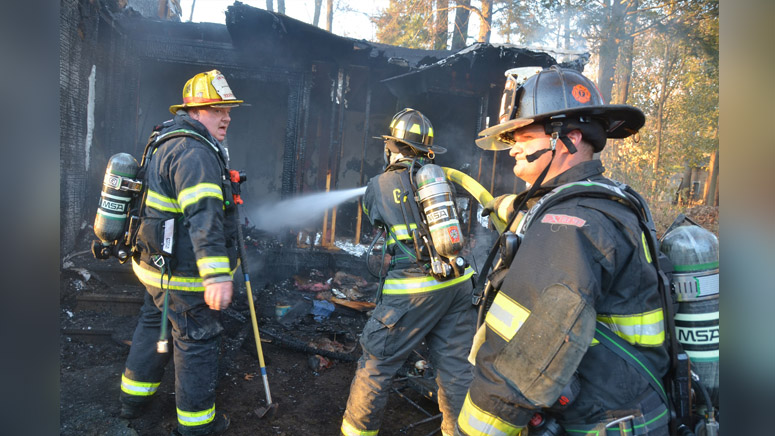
[177,405,216,426]
[382,267,474,295]
[121,374,159,396]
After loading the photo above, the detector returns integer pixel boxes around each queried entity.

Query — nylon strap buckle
[152,254,166,269]
[605,414,636,436]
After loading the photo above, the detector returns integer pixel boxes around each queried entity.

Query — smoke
[247,186,367,233]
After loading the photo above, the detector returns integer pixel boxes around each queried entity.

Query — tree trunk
[596,0,627,104]
[266,0,273,12]
[562,0,571,49]
[478,0,492,43]
[613,1,638,105]
[313,0,322,27]
[325,0,334,32]
[188,0,196,21]
[434,0,450,50]
[676,165,692,205]
[277,0,285,14]
[451,0,470,50]
[610,1,637,167]
[651,40,672,199]
[703,147,719,207]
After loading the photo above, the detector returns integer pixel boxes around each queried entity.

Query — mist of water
[248,186,367,233]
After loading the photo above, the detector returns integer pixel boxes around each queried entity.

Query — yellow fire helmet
[168,69,244,114]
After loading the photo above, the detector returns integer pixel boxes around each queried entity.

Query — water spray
[249,186,367,233]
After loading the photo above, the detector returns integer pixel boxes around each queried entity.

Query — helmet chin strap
[526,129,577,163]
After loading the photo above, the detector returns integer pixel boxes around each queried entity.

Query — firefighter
[456,66,670,435]
[341,109,478,436]
[118,69,244,436]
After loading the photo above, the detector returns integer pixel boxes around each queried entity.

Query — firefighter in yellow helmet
[341,109,477,436]
[119,70,244,436]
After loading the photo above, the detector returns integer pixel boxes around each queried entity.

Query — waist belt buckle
[152,254,166,269]
[605,414,635,436]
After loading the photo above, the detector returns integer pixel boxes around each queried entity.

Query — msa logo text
[100,199,126,212]
[427,209,449,223]
[677,326,719,344]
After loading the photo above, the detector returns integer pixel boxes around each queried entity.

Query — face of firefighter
[508,124,587,185]
[190,106,232,142]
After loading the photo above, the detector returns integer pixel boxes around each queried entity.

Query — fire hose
[440,167,506,233]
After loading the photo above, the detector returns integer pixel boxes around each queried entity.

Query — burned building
[60,0,587,261]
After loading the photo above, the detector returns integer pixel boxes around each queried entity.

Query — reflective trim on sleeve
[642,232,652,264]
[120,374,160,397]
[485,292,531,341]
[382,266,475,295]
[196,256,231,276]
[146,189,182,213]
[177,404,215,427]
[341,418,379,436]
[597,308,665,347]
[386,223,418,245]
[457,392,523,436]
[178,182,223,211]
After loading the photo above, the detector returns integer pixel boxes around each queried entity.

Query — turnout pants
[341,278,476,436]
[120,284,224,434]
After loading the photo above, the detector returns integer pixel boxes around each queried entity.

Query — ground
[60,229,447,436]
[60,206,719,436]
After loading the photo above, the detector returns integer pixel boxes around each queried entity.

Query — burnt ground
[60,227,451,436]
[60,207,717,436]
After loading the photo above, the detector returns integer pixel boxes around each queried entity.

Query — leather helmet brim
[380,135,447,155]
[475,105,644,151]
[168,100,245,115]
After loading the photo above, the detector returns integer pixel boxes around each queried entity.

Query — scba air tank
[660,223,719,408]
[414,164,464,259]
[93,153,141,247]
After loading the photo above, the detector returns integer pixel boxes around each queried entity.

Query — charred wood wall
[60,0,102,258]
[60,1,579,259]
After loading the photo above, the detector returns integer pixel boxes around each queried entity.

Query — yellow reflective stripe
[408,123,422,134]
[485,292,530,341]
[146,189,182,213]
[133,259,237,291]
[597,308,665,346]
[341,418,379,436]
[121,374,160,397]
[393,119,405,134]
[642,232,652,263]
[196,256,231,276]
[132,259,205,291]
[386,223,418,245]
[457,392,523,436]
[177,404,215,426]
[178,182,223,211]
[428,126,434,138]
[382,267,475,295]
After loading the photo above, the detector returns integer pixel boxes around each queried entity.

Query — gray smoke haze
[248,186,367,233]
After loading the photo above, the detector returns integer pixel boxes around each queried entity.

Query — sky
[178,0,390,41]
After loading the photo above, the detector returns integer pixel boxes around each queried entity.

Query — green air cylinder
[660,223,719,407]
[93,153,140,245]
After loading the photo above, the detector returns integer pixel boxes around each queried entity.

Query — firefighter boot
[171,413,230,436]
[119,399,148,419]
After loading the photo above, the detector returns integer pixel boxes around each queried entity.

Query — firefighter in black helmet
[456,66,670,436]
[341,109,476,436]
